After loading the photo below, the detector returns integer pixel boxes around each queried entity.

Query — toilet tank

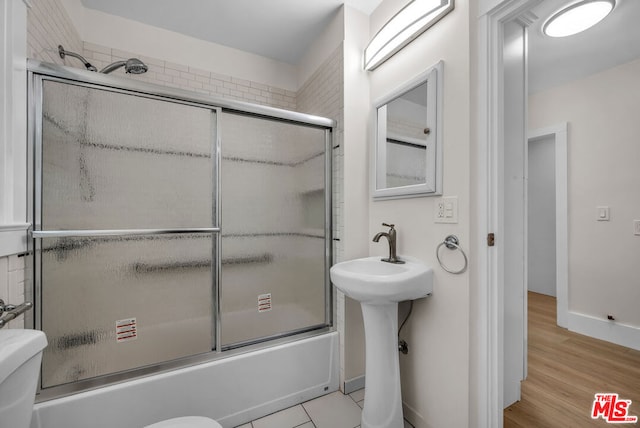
[0,329,48,428]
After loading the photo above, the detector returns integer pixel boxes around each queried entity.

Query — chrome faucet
[373,223,405,264]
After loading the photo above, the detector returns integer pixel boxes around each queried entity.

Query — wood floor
[504,292,640,427]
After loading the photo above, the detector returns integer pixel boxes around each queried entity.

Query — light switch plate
[634,220,640,236]
[435,196,458,223]
[596,206,610,221]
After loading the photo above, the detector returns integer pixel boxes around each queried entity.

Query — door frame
[472,0,543,426]
[527,123,568,327]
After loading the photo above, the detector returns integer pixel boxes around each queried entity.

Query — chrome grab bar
[31,228,220,238]
[0,299,34,329]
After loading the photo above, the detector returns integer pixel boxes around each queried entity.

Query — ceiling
[529,0,640,93]
[81,0,640,92]
[80,0,383,64]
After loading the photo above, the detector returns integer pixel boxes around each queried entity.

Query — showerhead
[58,43,148,75]
[100,58,148,75]
[58,45,97,72]
[124,58,148,74]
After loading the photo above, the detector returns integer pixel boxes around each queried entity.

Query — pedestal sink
[330,256,433,428]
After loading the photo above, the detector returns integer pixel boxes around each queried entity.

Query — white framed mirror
[372,61,443,200]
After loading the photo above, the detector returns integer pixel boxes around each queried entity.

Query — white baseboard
[343,375,365,394]
[568,311,640,351]
[343,379,430,427]
[403,401,428,428]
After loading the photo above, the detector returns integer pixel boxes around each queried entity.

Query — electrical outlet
[435,196,458,223]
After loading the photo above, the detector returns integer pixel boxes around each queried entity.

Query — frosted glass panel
[38,79,217,389]
[220,112,327,346]
[41,80,215,230]
[40,234,214,388]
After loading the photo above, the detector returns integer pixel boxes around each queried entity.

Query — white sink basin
[330,256,433,304]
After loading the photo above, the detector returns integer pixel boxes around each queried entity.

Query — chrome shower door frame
[27,60,335,400]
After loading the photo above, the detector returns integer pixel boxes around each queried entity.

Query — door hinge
[487,233,495,247]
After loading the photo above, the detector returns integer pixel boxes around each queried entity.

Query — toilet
[0,329,222,428]
[0,329,46,428]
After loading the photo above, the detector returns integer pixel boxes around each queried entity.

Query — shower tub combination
[25,61,337,428]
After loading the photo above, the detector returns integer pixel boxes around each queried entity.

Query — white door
[502,19,527,408]
[527,135,557,297]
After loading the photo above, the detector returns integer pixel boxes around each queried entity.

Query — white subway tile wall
[0,255,27,328]
[297,45,345,264]
[82,42,297,110]
[27,0,83,67]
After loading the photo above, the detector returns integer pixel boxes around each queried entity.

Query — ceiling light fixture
[542,0,615,38]
[364,0,454,71]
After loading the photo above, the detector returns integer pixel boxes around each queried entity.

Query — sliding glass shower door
[35,79,218,388]
[219,112,329,347]
[30,64,333,396]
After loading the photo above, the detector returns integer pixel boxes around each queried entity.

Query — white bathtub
[31,332,339,428]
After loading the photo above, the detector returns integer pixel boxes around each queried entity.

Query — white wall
[367,0,470,426]
[527,135,556,297]
[60,0,298,92]
[529,57,640,345]
[341,6,371,386]
[297,8,344,91]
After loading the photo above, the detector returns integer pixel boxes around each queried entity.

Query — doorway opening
[527,124,568,328]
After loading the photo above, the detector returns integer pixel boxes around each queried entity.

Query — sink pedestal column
[360,301,403,428]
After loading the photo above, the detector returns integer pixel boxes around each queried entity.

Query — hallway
[504,292,640,427]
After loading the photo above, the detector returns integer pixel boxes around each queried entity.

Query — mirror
[373,61,443,200]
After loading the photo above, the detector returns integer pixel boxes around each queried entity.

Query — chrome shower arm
[58,45,97,72]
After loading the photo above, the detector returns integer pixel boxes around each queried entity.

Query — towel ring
[436,235,468,274]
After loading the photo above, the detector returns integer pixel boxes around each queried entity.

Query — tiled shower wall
[26,0,83,67]
[81,42,297,110]
[297,45,345,264]
[0,255,26,328]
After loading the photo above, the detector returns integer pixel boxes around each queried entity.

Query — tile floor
[234,389,414,428]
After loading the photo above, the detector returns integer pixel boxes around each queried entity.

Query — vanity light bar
[364,0,454,71]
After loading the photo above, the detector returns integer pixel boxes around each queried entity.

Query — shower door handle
[30,228,221,238]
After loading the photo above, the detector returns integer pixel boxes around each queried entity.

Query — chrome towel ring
[436,235,468,274]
